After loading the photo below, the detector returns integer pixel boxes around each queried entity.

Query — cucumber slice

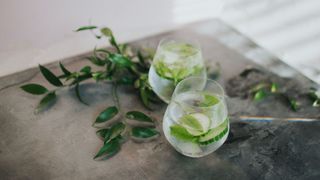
[185,128,205,136]
[179,113,210,136]
[198,118,229,145]
[198,94,220,107]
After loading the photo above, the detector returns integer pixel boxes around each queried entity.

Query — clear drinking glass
[163,77,229,157]
[148,37,207,103]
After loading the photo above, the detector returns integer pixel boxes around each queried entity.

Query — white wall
[0,0,222,77]
[1,0,320,84]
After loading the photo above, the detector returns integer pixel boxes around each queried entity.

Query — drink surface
[163,92,229,157]
[149,41,206,103]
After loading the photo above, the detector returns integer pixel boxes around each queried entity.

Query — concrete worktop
[0,20,319,180]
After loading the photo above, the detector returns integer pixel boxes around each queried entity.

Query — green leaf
[119,44,128,54]
[108,122,126,142]
[309,91,319,101]
[179,114,203,131]
[289,98,299,111]
[37,91,57,111]
[100,27,119,52]
[126,111,153,123]
[94,139,120,160]
[117,76,134,85]
[249,83,269,93]
[278,93,299,111]
[75,83,88,105]
[80,66,91,74]
[254,89,267,101]
[92,72,105,81]
[198,94,219,107]
[108,54,133,67]
[86,56,105,66]
[137,51,146,65]
[39,65,63,87]
[94,106,119,124]
[313,99,320,107]
[134,79,140,89]
[75,26,97,32]
[140,88,151,110]
[308,88,320,107]
[96,128,111,140]
[170,124,195,142]
[131,127,159,138]
[271,83,279,93]
[100,27,113,37]
[70,73,92,85]
[59,62,71,76]
[20,84,48,95]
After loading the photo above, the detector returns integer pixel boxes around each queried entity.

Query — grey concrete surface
[0,20,319,180]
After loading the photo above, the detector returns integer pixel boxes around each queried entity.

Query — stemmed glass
[162,77,229,157]
[148,37,206,103]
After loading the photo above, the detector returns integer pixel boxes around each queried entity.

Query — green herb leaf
[96,128,111,140]
[59,62,71,76]
[86,56,105,66]
[278,93,299,111]
[70,73,92,85]
[313,100,320,107]
[94,139,120,160]
[92,71,105,81]
[309,91,318,100]
[179,114,202,131]
[289,98,299,111]
[39,65,63,87]
[20,84,48,95]
[108,54,133,67]
[170,125,195,142]
[100,27,121,53]
[94,106,119,124]
[137,51,145,65]
[250,83,269,93]
[117,76,134,85]
[254,89,267,101]
[75,83,88,105]
[309,88,320,107]
[37,91,57,111]
[80,66,92,74]
[100,27,113,37]
[126,111,153,123]
[75,26,97,32]
[140,88,151,110]
[198,94,219,107]
[271,83,279,93]
[108,122,126,142]
[131,127,159,138]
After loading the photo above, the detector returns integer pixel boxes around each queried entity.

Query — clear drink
[149,38,206,103]
[163,77,229,157]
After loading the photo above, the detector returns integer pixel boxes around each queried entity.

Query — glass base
[163,108,229,158]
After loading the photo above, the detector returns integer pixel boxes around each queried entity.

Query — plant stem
[112,82,120,109]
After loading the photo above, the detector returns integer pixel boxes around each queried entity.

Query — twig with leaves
[20,25,162,160]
